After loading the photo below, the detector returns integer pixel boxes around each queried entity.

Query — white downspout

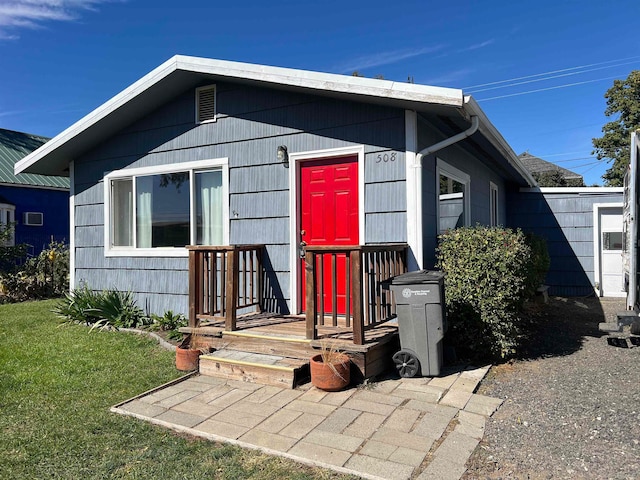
[407,114,479,269]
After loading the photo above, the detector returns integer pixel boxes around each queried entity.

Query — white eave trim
[520,187,624,194]
[463,96,537,187]
[16,55,463,176]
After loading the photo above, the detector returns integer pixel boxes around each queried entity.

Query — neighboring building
[0,128,69,255]
[15,56,536,315]
[518,152,585,187]
[507,187,624,297]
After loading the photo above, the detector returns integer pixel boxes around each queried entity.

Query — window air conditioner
[23,212,43,226]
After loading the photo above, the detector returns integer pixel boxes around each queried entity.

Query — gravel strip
[464,296,640,479]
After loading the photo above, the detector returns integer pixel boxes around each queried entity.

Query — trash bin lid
[389,270,444,285]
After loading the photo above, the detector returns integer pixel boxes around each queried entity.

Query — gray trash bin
[387,270,446,377]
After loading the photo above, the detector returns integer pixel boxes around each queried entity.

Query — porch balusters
[305,244,408,345]
[187,245,263,330]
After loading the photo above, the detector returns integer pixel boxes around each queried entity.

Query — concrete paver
[155,409,206,428]
[345,454,416,480]
[113,365,502,480]
[288,441,352,467]
[342,411,387,438]
[464,393,503,416]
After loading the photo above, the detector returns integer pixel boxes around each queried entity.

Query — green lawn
[0,300,347,479]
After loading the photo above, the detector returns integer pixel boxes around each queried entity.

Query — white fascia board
[463,96,537,187]
[16,55,463,176]
[520,187,624,194]
[15,56,180,176]
[174,56,463,107]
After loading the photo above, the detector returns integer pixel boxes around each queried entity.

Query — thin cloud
[422,68,475,87]
[0,1,117,39]
[458,39,494,53]
[337,45,445,74]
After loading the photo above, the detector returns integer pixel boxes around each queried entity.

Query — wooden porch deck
[196,311,400,349]
[185,243,407,387]
[185,312,400,386]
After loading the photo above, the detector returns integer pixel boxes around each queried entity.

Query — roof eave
[16,55,464,177]
[463,96,537,187]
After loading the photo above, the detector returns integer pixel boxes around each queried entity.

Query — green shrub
[0,223,28,274]
[54,286,149,331]
[150,310,188,340]
[436,226,545,360]
[0,239,69,302]
[53,284,102,325]
[524,233,551,295]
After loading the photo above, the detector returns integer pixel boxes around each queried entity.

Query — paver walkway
[112,366,502,480]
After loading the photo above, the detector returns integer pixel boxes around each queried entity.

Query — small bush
[525,233,551,296]
[54,286,149,331]
[0,223,28,274]
[150,310,187,340]
[436,226,547,360]
[0,239,70,302]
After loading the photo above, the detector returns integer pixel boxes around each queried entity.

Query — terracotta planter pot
[310,353,351,391]
[175,347,200,371]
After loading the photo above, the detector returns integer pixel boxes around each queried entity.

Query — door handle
[298,240,307,258]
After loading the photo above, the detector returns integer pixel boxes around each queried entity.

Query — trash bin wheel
[393,349,420,378]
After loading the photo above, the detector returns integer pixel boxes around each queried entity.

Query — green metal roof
[0,128,69,189]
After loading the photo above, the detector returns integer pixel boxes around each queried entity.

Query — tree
[532,170,584,187]
[592,70,640,186]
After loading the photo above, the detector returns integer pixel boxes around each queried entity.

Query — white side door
[598,206,625,297]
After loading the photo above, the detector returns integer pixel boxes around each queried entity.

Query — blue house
[15,56,537,315]
[0,128,69,256]
[14,56,542,380]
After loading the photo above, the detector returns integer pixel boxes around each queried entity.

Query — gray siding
[418,124,509,268]
[507,190,623,296]
[73,82,406,316]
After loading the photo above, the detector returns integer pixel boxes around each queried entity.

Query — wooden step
[209,330,315,360]
[199,349,310,388]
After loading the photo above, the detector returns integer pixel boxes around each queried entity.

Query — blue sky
[1,0,639,185]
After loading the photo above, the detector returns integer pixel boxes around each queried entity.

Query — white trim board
[288,145,365,314]
[103,157,229,258]
[593,202,625,298]
[16,56,461,176]
[69,160,75,290]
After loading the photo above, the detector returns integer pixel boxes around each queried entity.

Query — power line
[476,76,622,101]
[463,55,640,90]
[466,60,639,93]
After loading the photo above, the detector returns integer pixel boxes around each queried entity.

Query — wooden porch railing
[304,244,408,345]
[187,245,264,331]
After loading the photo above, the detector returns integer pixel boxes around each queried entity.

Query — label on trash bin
[402,288,431,298]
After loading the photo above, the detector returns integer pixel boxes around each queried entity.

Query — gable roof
[0,128,69,189]
[14,55,534,186]
[518,152,583,181]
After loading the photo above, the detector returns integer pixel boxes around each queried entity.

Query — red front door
[300,156,359,313]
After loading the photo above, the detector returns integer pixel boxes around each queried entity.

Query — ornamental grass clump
[436,226,547,360]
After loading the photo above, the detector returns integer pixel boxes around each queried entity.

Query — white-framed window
[104,158,229,257]
[196,85,217,124]
[0,203,15,246]
[437,159,470,235]
[490,181,499,226]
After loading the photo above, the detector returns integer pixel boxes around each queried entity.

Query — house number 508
[376,153,397,163]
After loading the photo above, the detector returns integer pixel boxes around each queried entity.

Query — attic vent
[196,85,216,123]
[23,212,43,226]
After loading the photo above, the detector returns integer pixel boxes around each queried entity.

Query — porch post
[225,248,238,331]
[188,248,199,329]
[351,249,365,345]
[305,250,317,340]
